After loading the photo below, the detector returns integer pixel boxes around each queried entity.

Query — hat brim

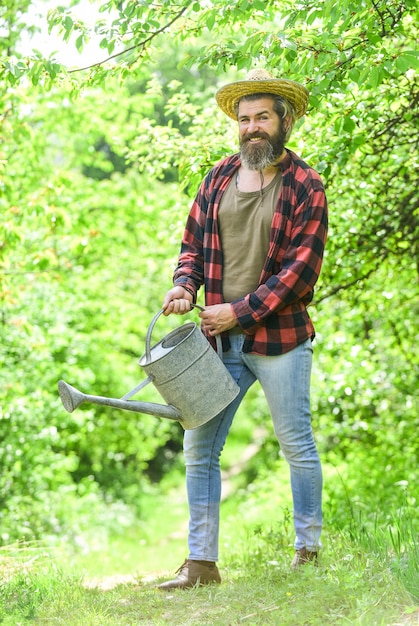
[216,78,309,120]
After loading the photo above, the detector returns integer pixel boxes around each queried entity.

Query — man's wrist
[181,285,195,299]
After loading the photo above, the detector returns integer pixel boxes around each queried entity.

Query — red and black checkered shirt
[173,149,328,356]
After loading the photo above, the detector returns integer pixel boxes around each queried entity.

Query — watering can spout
[58,380,182,421]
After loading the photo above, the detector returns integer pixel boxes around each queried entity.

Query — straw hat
[216,68,309,120]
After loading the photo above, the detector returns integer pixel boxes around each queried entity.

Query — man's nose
[247,119,259,133]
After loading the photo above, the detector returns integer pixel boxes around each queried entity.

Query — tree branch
[315,267,378,303]
[371,0,390,36]
[371,0,406,36]
[68,6,188,74]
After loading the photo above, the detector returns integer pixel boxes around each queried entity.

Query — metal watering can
[58,307,240,430]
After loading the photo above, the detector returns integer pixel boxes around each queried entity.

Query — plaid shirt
[173,149,328,356]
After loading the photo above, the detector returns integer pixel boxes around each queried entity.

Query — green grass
[0,542,417,626]
[1,463,418,625]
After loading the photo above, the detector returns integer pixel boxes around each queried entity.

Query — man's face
[237,96,287,170]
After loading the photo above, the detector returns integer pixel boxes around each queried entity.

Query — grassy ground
[1,464,418,625]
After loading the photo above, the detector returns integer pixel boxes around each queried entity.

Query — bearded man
[159,69,328,589]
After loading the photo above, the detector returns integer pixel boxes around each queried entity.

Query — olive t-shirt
[218,170,283,302]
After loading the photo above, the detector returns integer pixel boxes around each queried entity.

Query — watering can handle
[145,305,223,363]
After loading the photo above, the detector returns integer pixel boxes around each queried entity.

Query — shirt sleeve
[172,180,208,297]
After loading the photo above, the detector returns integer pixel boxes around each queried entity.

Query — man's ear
[283,114,292,133]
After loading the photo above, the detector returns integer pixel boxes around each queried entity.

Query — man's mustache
[242,132,271,142]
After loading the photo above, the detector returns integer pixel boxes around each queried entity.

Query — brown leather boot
[291,547,318,569]
[157,559,221,590]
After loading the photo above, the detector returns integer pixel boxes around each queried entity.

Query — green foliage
[0,74,190,540]
[0,2,418,598]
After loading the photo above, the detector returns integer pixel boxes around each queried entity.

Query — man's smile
[243,131,271,145]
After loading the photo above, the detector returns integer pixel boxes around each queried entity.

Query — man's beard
[239,127,286,170]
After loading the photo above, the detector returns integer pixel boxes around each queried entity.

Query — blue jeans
[184,334,322,561]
